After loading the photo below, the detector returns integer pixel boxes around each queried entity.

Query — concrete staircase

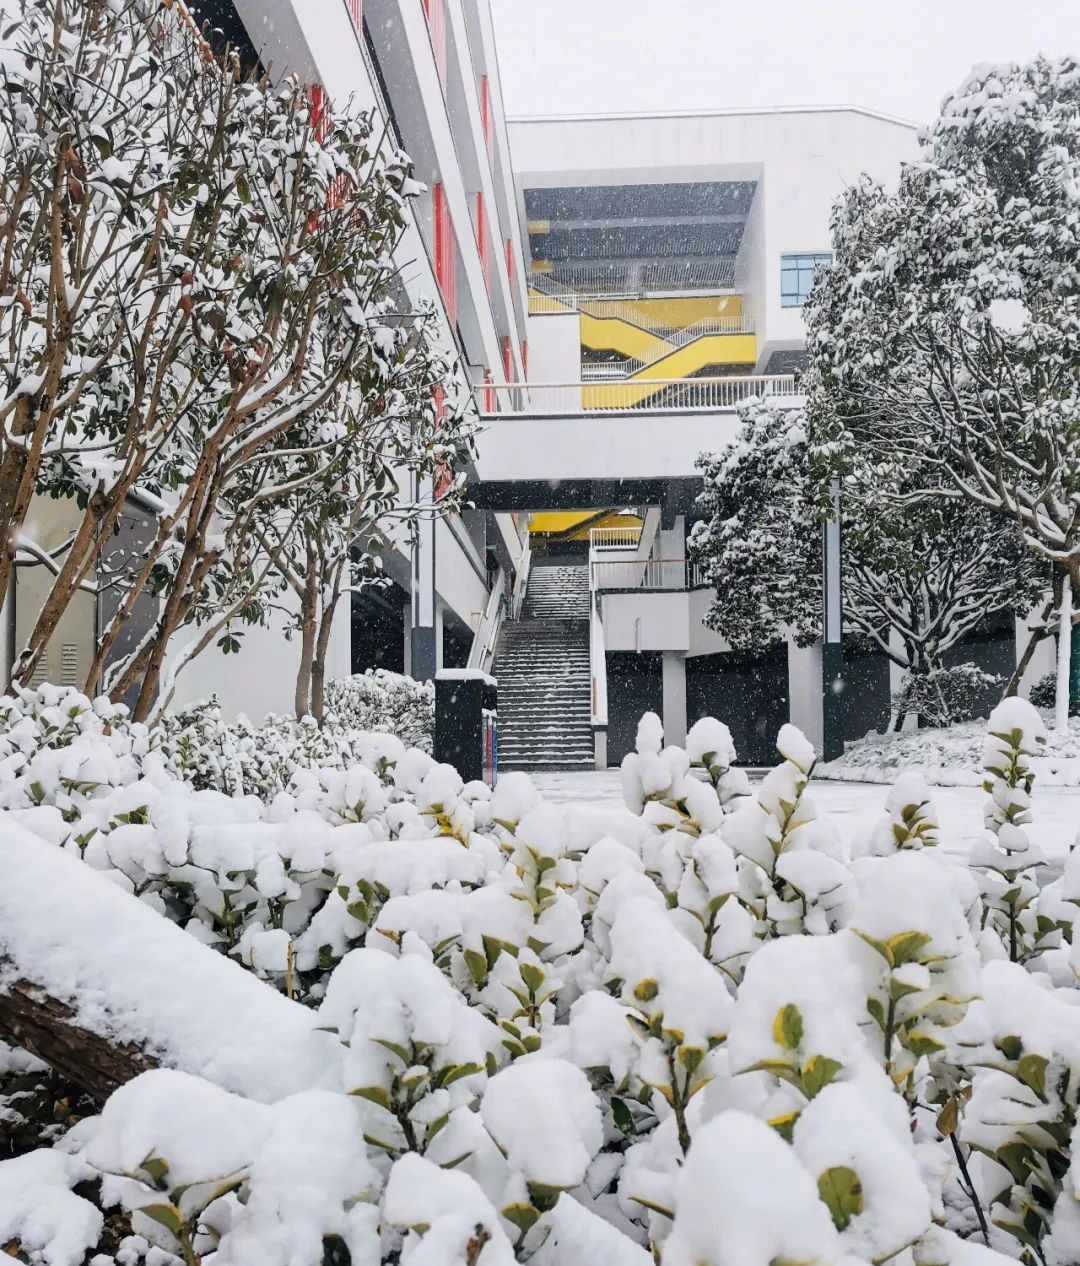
[494,564,594,771]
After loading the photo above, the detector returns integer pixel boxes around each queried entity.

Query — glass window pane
[780,252,831,306]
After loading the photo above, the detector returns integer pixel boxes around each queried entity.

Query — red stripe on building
[433,183,457,328]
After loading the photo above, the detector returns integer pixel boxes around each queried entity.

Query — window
[476,192,492,297]
[479,75,494,166]
[780,252,832,307]
[433,183,457,327]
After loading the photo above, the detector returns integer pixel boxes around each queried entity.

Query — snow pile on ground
[1,696,1079,1265]
[820,710,1080,786]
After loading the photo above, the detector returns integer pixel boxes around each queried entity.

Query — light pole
[822,476,845,761]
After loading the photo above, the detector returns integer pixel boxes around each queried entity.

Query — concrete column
[593,727,608,771]
[410,477,437,682]
[787,640,823,752]
[658,514,685,560]
[662,650,687,747]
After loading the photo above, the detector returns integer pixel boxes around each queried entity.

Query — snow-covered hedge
[324,670,434,752]
[893,663,1003,729]
[2,696,1079,1266]
[0,680,432,811]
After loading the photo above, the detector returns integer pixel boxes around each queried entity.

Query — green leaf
[1016,1053,1048,1100]
[773,1004,804,1051]
[768,1109,800,1142]
[519,962,546,994]
[996,1034,1023,1061]
[633,978,659,1002]
[138,1202,185,1238]
[903,1031,945,1057]
[885,930,933,966]
[801,1055,842,1099]
[463,947,488,987]
[372,1038,411,1066]
[612,1096,637,1138]
[628,1194,674,1219]
[140,1155,170,1188]
[501,1202,541,1237]
[817,1166,863,1231]
[350,1085,392,1110]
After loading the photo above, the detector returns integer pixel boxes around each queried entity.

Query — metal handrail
[590,526,643,549]
[591,557,707,592]
[475,375,799,414]
[469,573,507,672]
[528,277,751,348]
[623,313,755,372]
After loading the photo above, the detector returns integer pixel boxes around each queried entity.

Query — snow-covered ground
[534,770,1080,861]
[818,715,1080,786]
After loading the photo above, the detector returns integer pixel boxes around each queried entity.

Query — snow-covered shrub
[972,699,1048,962]
[724,725,847,937]
[1,694,1071,1266]
[956,961,1080,1263]
[157,701,374,798]
[894,664,1004,729]
[855,771,941,856]
[324,670,435,751]
[1029,671,1058,711]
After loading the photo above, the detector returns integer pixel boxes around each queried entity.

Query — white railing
[623,313,756,372]
[475,375,800,415]
[590,591,607,735]
[511,538,531,621]
[528,277,752,348]
[582,361,634,380]
[468,570,507,674]
[590,525,643,549]
[591,557,707,592]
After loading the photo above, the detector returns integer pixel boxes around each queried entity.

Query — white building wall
[602,592,689,652]
[523,311,580,384]
[507,107,919,360]
[169,596,352,722]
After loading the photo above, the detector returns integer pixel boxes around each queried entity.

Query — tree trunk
[1057,572,1073,733]
[0,978,156,1101]
[1002,596,1055,699]
[295,549,318,718]
[311,589,340,727]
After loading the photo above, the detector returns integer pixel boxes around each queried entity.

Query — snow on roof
[508,103,919,129]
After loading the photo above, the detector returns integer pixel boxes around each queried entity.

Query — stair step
[491,569,594,769]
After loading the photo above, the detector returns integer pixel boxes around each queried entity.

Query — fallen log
[0,978,156,1100]
[0,817,340,1103]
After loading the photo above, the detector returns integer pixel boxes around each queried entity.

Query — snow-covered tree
[689,400,1041,722]
[803,58,1080,728]
[0,0,472,717]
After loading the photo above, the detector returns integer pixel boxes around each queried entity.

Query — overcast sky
[489,1,1078,127]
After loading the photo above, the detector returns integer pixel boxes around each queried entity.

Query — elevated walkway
[472,376,800,492]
